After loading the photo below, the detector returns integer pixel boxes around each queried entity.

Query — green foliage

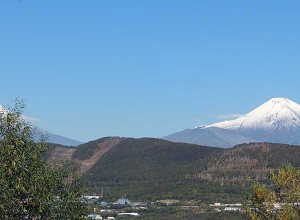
[82,138,244,202]
[245,163,300,220]
[81,140,300,203]
[0,100,88,219]
[84,138,222,181]
[233,143,300,168]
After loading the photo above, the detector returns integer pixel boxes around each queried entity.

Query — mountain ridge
[163,127,255,148]
[48,137,300,202]
[206,98,300,145]
[207,98,300,131]
[0,103,83,146]
[163,98,300,147]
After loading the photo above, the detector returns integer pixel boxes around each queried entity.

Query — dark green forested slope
[80,139,300,202]
[187,142,300,184]
[84,138,222,181]
[81,138,246,202]
[45,136,300,204]
[231,142,300,168]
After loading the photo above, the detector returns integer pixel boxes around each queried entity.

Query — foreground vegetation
[0,101,88,219]
[246,163,300,220]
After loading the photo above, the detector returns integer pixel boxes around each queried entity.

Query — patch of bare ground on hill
[78,138,121,173]
[49,146,75,162]
[47,137,122,173]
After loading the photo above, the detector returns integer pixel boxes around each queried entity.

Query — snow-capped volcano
[208,98,300,131]
[207,98,300,144]
[163,98,300,148]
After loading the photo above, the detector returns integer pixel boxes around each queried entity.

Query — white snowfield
[206,98,300,132]
[164,97,300,147]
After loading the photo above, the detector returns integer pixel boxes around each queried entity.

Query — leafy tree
[0,100,88,219]
[246,163,300,220]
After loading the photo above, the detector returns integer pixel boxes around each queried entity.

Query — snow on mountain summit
[203,98,300,145]
[207,98,300,132]
[164,98,300,147]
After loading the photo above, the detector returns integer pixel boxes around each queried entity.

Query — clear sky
[1,0,300,142]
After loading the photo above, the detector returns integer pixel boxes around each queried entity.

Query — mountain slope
[72,137,122,173]
[33,127,83,146]
[82,138,227,201]
[0,103,82,146]
[162,127,255,148]
[77,138,300,202]
[164,98,300,147]
[207,98,300,145]
[44,132,83,146]
[46,137,300,202]
[191,142,300,182]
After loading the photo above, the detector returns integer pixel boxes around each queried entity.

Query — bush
[0,100,88,219]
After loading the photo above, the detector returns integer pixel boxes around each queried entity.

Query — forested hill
[81,138,224,201]
[83,138,222,181]
[47,138,300,202]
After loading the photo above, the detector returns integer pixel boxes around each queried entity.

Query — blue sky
[1,0,300,142]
